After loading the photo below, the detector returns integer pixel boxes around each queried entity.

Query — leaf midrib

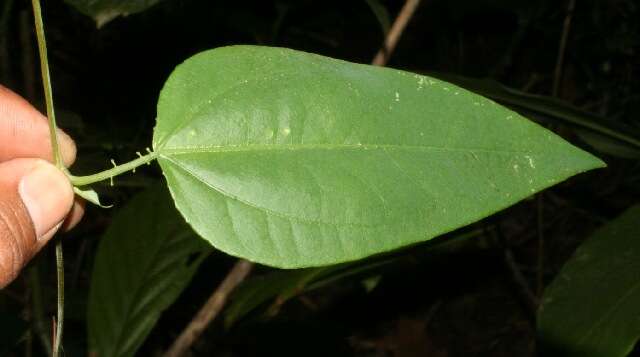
[158,143,536,156]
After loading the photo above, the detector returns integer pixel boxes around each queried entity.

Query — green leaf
[73,186,112,208]
[88,185,209,357]
[64,0,165,28]
[428,74,640,157]
[225,260,391,327]
[225,267,333,328]
[538,205,640,357]
[153,45,604,268]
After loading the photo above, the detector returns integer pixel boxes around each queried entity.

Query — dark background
[0,0,639,356]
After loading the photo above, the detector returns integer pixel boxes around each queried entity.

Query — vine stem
[53,245,64,356]
[68,151,159,187]
[31,0,62,168]
[31,1,64,355]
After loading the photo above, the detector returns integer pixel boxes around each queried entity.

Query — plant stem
[31,1,65,354]
[371,0,421,66]
[31,0,62,168]
[164,260,254,357]
[52,245,64,357]
[68,151,159,187]
[552,0,576,98]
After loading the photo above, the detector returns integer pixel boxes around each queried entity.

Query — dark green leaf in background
[225,258,395,328]
[225,267,332,328]
[87,185,209,357]
[225,228,486,327]
[538,205,640,357]
[64,0,165,27]
[153,45,604,268]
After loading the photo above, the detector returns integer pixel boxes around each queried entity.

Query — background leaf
[153,45,604,268]
[64,0,166,27]
[225,228,487,327]
[364,0,391,35]
[87,185,209,357]
[538,204,640,357]
[225,267,334,328]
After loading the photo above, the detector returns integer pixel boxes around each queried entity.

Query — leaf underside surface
[153,45,604,268]
[88,186,208,357]
[538,205,640,357]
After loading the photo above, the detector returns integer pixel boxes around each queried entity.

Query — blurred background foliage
[0,0,639,356]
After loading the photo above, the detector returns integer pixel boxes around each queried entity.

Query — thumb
[0,159,73,288]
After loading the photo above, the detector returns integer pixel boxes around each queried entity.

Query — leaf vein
[161,155,388,229]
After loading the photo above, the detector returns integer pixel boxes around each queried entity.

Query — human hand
[0,85,84,288]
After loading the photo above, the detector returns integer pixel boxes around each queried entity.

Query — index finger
[0,85,76,167]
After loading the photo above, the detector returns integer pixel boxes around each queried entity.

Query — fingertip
[62,197,85,232]
[0,85,77,167]
[0,158,72,287]
[58,129,77,167]
[18,160,74,241]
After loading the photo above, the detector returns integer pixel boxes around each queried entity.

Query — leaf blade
[73,187,112,208]
[154,45,604,268]
[87,185,208,357]
[538,205,640,357]
[64,0,165,27]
